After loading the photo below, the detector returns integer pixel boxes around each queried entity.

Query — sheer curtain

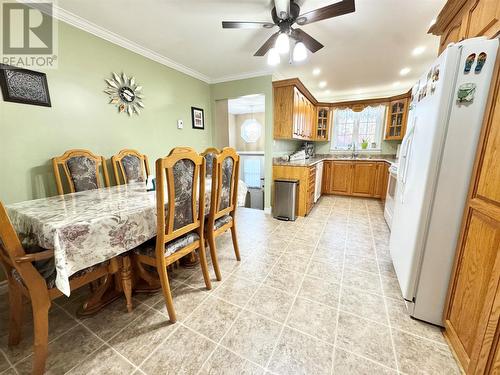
[331,105,386,151]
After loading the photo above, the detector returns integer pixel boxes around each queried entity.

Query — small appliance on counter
[303,142,315,159]
[288,149,306,161]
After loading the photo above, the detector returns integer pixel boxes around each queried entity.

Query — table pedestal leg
[121,256,133,313]
[133,259,162,293]
[77,275,122,317]
[180,251,200,268]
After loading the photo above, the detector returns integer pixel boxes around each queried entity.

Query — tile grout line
[8,306,83,369]
[56,306,143,374]
[0,348,18,374]
[194,224,295,375]
[180,324,274,375]
[366,199,401,373]
[65,233,253,373]
[133,240,251,373]
[330,196,350,375]
[263,203,327,372]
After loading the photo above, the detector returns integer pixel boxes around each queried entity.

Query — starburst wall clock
[104,72,144,116]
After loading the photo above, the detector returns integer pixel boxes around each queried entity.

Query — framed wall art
[191,107,205,130]
[0,64,51,107]
[104,72,144,116]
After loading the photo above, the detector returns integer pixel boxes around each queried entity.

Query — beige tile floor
[0,196,461,374]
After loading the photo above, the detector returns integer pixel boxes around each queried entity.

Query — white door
[389,45,460,301]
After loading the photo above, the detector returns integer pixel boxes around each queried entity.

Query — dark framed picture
[0,64,51,107]
[191,107,204,130]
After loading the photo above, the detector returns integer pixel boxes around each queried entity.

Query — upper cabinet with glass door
[316,107,331,141]
[384,98,408,141]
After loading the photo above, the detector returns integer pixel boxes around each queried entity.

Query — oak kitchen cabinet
[323,161,389,198]
[328,161,352,195]
[385,98,409,141]
[430,0,500,54]
[274,83,316,141]
[316,107,332,141]
[272,164,316,217]
[274,78,411,142]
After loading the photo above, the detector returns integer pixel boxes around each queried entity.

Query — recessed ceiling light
[429,18,436,27]
[312,68,321,76]
[392,81,401,87]
[400,67,411,76]
[323,89,331,94]
[412,46,426,56]
[319,81,327,88]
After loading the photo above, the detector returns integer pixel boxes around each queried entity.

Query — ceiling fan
[222,0,355,64]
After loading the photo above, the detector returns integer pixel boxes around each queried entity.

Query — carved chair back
[208,147,240,223]
[155,147,205,254]
[52,149,110,195]
[111,149,150,185]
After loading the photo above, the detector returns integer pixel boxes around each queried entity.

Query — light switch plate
[177,120,183,129]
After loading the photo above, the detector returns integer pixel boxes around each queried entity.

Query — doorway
[215,94,265,210]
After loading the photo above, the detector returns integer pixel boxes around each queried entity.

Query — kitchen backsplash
[273,139,401,157]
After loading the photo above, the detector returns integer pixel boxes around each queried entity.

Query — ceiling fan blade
[296,0,355,25]
[254,32,280,56]
[222,21,275,29]
[274,0,290,19]
[292,29,324,53]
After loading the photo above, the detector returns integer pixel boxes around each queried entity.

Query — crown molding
[21,0,211,82]
[18,0,278,85]
[322,87,412,103]
[210,70,274,84]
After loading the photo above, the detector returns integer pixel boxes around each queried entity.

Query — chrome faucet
[350,142,358,159]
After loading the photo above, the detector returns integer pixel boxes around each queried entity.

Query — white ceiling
[55,0,446,101]
[228,94,266,115]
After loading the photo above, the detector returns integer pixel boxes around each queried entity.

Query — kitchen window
[331,105,386,151]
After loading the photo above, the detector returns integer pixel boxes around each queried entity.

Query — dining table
[6,174,248,314]
[6,181,211,304]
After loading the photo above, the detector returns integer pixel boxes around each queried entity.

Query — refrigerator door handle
[398,118,415,181]
[399,120,416,203]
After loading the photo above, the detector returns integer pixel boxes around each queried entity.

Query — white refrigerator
[389,37,498,326]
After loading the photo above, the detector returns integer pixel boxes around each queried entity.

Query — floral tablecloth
[6,182,211,296]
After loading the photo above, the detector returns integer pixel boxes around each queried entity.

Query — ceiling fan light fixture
[293,42,307,62]
[275,33,290,54]
[267,48,280,66]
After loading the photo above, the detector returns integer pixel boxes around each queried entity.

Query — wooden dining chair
[52,149,110,195]
[0,202,121,375]
[201,147,220,180]
[111,149,150,184]
[205,147,241,281]
[133,147,212,323]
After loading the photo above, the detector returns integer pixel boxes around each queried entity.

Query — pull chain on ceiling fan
[222,0,355,65]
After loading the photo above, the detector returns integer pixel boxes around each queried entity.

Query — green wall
[0,21,213,205]
[210,76,273,210]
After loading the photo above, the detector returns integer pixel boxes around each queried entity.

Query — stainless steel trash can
[273,179,299,221]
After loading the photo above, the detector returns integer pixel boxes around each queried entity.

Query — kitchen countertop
[273,154,397,167]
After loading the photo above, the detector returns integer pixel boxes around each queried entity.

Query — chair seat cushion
[12,250,109,290]
[214,215,233,230]
[134,232,200,258]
